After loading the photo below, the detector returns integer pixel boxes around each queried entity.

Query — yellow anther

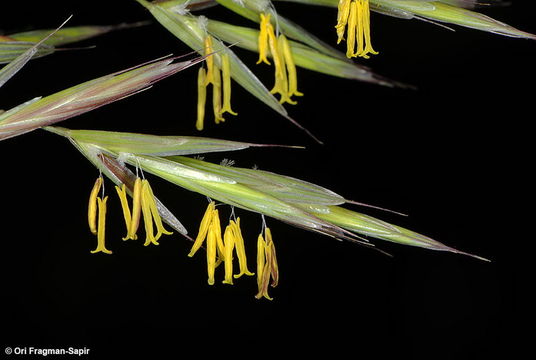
[141,180,157,246]
[267,31,291,104]
[209,208,225,268]
[189,204,258,287]
[255,227,278,300]
[127,177,142,240]
[143,179,173,241]
[207,223,217,285]
[196,67,207,131]
[336,0,351,43]
[335,0,378,59]
[346,0,358,58]
[188,201,216,257]
[222,224,236,285]
[256,233,265,290]
[265,227,279,287]
[356,0,365,56]
[90,196,112,255]
[196,35,238,129]
[255,233,273,300]
[257,14,303,105]
[232,218,254,278]
[257,13,272,65]
[204,35,215,85]
[361,0,378,58]
[212,65,225,124]
[115,184,133,241]
[279,35,303,101]
[139,179,172,246]
[88,176,103,235]
[220,53,237,117]
[262,234,275,290]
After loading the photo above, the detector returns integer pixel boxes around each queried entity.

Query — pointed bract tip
[449,248,491,262]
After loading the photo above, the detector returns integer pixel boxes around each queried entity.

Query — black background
[1,1,533,358]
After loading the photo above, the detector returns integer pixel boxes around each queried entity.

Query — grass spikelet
[0,55,205,141]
